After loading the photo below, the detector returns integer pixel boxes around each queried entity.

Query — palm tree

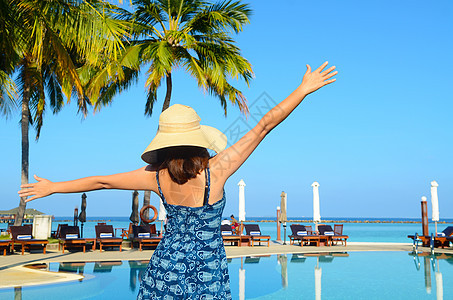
[0,0,19,116]
[6,0,133,225]
[132,0,253,113]
[128,0,253,218]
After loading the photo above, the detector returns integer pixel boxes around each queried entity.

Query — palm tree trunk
[140,73,173,224]
[15,64,31,226]
[14,287,22,300]
[161,73,172,112]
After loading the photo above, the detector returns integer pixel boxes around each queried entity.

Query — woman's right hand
[299,61,337,96]
[18,175,54,202]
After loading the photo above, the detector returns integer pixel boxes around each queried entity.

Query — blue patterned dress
[137,167,232,300]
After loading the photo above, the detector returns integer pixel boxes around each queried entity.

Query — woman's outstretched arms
[210,61,337,181]
[18,166,158,202]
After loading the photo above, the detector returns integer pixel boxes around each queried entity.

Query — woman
[19,62,337,299]
[230,215,239,234]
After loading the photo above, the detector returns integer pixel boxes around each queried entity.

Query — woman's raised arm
[18,166,158,202]
[210,62,337,181]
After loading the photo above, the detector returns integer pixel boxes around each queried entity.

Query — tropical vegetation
[1,0,253,225]
[1,0,134,225]
[128,0,254,216]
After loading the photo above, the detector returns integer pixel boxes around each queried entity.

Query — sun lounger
[244,256,261,263]
[332,224,349,246]
[121,223,134,239]
[131,224,161,251]
[221,224,250,247]
[318,254,334,263]
[289,224,320,246]
[95,224,123,252]
[318,224,348,246]
[53,223,68,239]
[408,227,453,248]
[0,240,11,256]
[436,226,453,237]
[290,253,306,263]
[59,262,86,274]
[59,225,86,253]
[93,261,123,273]
[10,225,48,255]
[244,224,270,247]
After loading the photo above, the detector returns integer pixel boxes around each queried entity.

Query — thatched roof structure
[0,208,45,216]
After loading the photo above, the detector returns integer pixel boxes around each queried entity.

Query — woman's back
[154,159,225,208]
[137,166,232,299]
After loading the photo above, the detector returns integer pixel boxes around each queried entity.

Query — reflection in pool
[1,251,453,299]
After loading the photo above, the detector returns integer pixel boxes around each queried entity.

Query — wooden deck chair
[408,226,453,248]
[318,225,338,246]
[289,224,320,247]
[59,262,86,274]
[95,224,123,252]
[52,223,68,239]
[290,253,307,263]
[121,223,134,239]
[93,261,123,273]
[221,224,250,247]
[0,240,11,256]
[59,226,86,253]
[131,224,161,251]
[333,224,348,246]
[10,225,48,255]
[244,224,270,247]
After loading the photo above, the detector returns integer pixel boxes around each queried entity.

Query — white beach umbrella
[280,192,288,244]
[312,182,321,229]
[239,266,245,300]
[278,254,288,288]
[431,181,439,234]
[157,198,166,236]
[279,192,287,224]
[238,179,246,222]
[436,270,443,300]
[315,260,322,300]
[424,256,432,294]
[157,198,166,221]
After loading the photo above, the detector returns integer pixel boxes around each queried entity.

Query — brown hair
[158,146,210,184]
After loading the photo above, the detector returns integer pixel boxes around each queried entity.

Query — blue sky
[1,0,452,219]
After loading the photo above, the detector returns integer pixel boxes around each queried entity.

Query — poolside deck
[1,241,452,289]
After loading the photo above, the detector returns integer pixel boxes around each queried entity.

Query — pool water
[1,251,452,299]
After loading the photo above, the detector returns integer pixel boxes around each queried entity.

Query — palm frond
[184,0,251,34]
[43,22,84,101]
[145,80,159,116]
[133,0,168,34]
[0,70,18,118]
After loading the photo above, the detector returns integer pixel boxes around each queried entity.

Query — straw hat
[141,104,227,164]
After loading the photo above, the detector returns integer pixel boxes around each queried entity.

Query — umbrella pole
[276,207,281,242]
[81,222,84,238]
[283,223,287,245]
[435,222,438,236]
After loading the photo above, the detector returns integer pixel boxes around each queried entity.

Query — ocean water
[2,216,451,243]
[1,252,452,299]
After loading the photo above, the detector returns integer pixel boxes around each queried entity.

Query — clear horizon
[2,0,452,219]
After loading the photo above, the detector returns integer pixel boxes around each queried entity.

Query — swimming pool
[1,252,451,299]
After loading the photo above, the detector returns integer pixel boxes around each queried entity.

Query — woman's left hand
[18,175,54,202]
